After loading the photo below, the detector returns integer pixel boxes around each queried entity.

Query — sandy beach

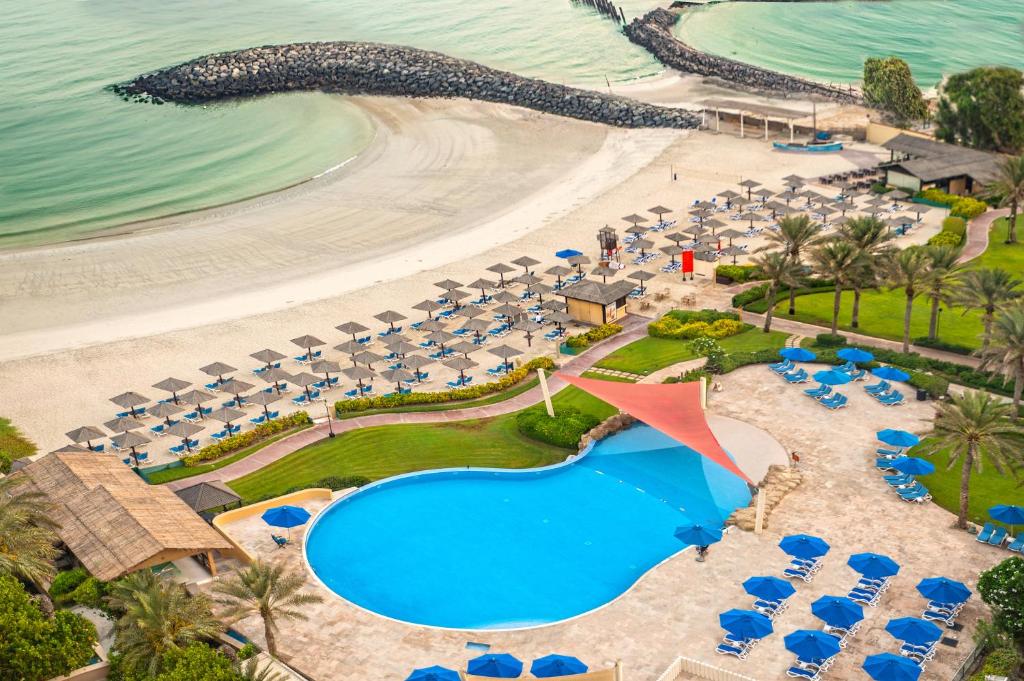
[0,81,939,456]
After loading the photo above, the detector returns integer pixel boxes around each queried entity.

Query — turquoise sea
[677,0,1024,86]
[3,0,1023,246]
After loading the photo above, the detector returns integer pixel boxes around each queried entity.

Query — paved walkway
[166,316,652,490]
[960,207,1008,263]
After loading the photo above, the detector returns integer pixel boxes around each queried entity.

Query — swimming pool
[305,424,751,629]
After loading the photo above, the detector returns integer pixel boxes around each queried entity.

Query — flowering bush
[564,323,623,349]
[183,411,312,466]
[648,310,745,340]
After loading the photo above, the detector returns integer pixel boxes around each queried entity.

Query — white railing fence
[950,642,985,681]
[655,656,759,681]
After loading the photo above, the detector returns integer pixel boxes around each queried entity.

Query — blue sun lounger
[976,522,995,543]
[783,369,809,384]
[820,393,848,409]
[1006,535,1024,553]
[865,380,890,394]
[988,526,1008,547]
[804,384,832,399]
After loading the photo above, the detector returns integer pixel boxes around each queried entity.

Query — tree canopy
[936,66,1024,153]
[0,573,98,681]
[862,56,928,125]
[978,556,1024,640]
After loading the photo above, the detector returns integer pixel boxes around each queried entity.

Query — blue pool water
[305,425,750,629]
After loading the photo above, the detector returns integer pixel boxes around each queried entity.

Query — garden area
[917,444,1024,527]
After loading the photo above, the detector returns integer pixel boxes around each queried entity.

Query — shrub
[516,407,601,449]
[336,357,556,414]
[237,643,257,661]
[870,182,889,194]
[705,318,746,339]
[815,333,847,347]
[908,371,950,399]
[65,577,106,610]
[691,337,726,373]
[664,309,739,324]
[183,411,312,466]
[649,311,744,341]
[927,230,964,247]
[918,188,959,207]
[978,556,1024,640]
[715,264,761,283]
[312,475,370,490]
[50,568,89,600]
[564,323,622,349]
[912,336,973,355]
[942,215,967,237]
[952,196,988,220]
[731,283,769,309]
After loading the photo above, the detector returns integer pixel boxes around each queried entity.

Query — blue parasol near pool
[847,552,901,579]
[467,654,523,678]
[837,347,874,363]
[885,617,943,646]
[555,249,583,259]
[873,366,910,382]
[779,534,830,559]
[261,505,311,529]
[784,629,841,661]
[916,577,971,604]
[990,504,1024,526]
[813,369,852,386]
[719,609,773,640]
[780,347,816,362]
[674,522,723,547]
[406,666,461,681]
[743,576,796,602]
[877,429,920,448]
[863,652,923,681]
[890,456,935,476]
[811,595,863,629]
[530,655,588,678]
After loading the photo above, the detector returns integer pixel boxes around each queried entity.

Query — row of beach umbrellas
[407,652,587,680]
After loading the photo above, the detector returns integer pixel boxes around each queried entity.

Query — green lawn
[772,216,1024,350]
[594,327,789,375]
[336,378,540,419]
[227,385,615,502]
[916,443,1024,527]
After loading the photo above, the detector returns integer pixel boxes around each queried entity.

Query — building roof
[558,278,636,305]
[15,452,231,581]
[174,480,241,513]
[882,133,1000,184]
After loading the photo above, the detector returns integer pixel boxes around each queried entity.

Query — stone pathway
[584,367,645,381]
[166,315,653,490]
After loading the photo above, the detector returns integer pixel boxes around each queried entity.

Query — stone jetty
[625,8,861,103]
[116,42,701,130]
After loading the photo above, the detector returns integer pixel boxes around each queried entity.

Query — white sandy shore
[0,85,940,456]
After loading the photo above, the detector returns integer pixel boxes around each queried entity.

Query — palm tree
[923,245,964,340]
[977,306,1024,418]
[214,561,323,658]
[810,240,860,335]
[984,155,1024,244]
[750,251,802,333]
[110,576,224,676]
[919,391,1024,529]
[888,247,932,353]
[836,216,894,328]
[0,477,60,615]
[759,214,825,316]
[953,268,1022,350]
[237,657,285,681]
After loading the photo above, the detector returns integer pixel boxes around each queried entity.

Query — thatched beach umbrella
[632,238,654,257]
[512,255,541,275]
[776,190,800,206]
[249,349,286,369]
[383,340,419,357]
[381,367,416,393]
[621,214,647,227]
[689,209,714,224]
[626,225,648,237]
[244,391,281,420]
[178,389,216,419]
[105,416,144,433]
[110,391,149,418]
[649,205,672,222]
[488,344,522,373]
[290,335,326,362]
[65,425,106,451]
[545,310,572,334]
[375,310,407,333]
[457,304,486,320]
[148,401,184,426]
[218,378,254,407]
[112,430,151,467]
[449,340,478,358]
[738,178,761,199]
[752,188,774,201]
[682,224,707,237]
[663,232,687,246]
[152,377,191,404]
[514,319,543,347]
[200,362,236,384]
[566,254,590,276]
[418,319,448,335]
[628,270,657,295]
[443,288,471,308]
[353,350,385,369]
[541,299,567,312]
[165,421,203,452]
[704,218,728,235]
[335,321,370,342]
[413,299,443,320]
[722,244,746,265]
[493,303,522,330]
[717,189,740,209]
[443,356,478,384]
[660,244,684,264]
[461,317,492,342]
[591,265,618,283]
[517,273,543,287]
[487,263,516,288]
[738,211,767,230]
[342,365,376,395]
[909,204,933,223]
[466,278,495,301]
[889,189,910,208]
[311,359,342,383]
[434,278,463,291]
[209,407,245,431]
[290,373,322,400]
[492,290,520,305]
[260,368,292,394]
[426,330,456,354]
[545,265,572,287]
[782,174,805,190]
[718,228,746,246]
[401,354,434,382]
[527,282,553,302]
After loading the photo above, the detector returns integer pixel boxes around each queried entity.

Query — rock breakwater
[625,8,860,103]
[116,42,700,130]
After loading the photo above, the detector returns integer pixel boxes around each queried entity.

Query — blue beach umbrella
[779,534,830,559]
[877,429,920,448]
[847,552,901,579]
[813,369,852,386]
[863,652,923,681]
[811,595,864,629]
[743,576,796,602]
[780,347,816,362]
[530,655,588,678]
[885,617,943,646]
[873,366,910,382]
[674,522,723,547]
[837,347,874,363]
[467,654,523,678]
[890,457,935,476]
[916,577,971,604]
[784,630,841,661]
[260,505,311,529]
[719,609,773,640]
[990,504,1024,526]
[406,666,461,681]
[555,249,583,259]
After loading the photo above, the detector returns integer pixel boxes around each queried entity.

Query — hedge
[564,323,623,349]
[648,311,745,341]
[715,264,761,283]
[927,231,963,247]
[917,188,988,219]
[336,357,556,414]
[49,568,89,600]
[515,407,601,449]
[815,333,847,347]
[246,475,373,504]
[969,646,1021,681]
[912,336,973,355]
[182,411,312,466]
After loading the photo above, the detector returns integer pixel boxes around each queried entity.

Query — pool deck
[212,364,1002,681]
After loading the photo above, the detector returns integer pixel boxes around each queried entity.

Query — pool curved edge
[300,438,712,633]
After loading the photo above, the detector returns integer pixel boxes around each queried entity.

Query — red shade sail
[559,374,752,484]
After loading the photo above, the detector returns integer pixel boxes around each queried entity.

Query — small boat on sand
[773,141,844,153]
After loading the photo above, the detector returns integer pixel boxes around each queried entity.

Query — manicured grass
[593,327,789,375]
[145,425,313,485]
[772,216,1024,350]
[0,417,36,466]
[227,385,615,502]
[916,442,1024,527]
[335,378,540,419]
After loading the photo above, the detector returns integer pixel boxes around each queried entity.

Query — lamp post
[936,306,943,339]
[319,398,335,438]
